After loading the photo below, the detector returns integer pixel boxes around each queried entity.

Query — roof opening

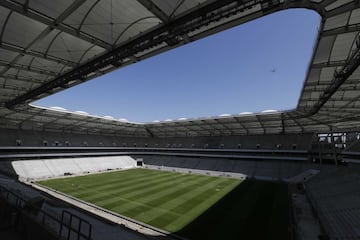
[34,9,321,123]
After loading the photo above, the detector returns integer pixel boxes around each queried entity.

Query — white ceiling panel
[29,0,75,19]
[330,32,357,61]
[3,12,47,47]
[313,36,336,64]
[349,7,360,24]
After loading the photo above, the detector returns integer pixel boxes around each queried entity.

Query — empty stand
[141,155,319,181]
[12,156,137,180]
[0,128,313,150]
[306,166,360,239]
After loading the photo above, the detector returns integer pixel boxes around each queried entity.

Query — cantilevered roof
[0,0,360,137]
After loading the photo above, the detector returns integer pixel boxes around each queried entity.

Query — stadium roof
[0,0,360,137]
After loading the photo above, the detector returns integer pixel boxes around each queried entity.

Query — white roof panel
[3,12,47,47]
[330,32,357,61]
[319,67,336,83]
[325,0,354,11]
[349,7,360,24]
[46,32,94,62]
[29,0,74,19]
[313,36,336,64]
[79,0,159,45]
[152,0,206,17]
[323,12,350,30]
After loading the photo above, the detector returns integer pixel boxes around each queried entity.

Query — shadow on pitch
[167,179,289,240]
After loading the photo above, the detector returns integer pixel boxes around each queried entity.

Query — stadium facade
[0,0,360,240]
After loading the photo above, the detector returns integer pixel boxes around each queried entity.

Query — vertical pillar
[330,127,338,165]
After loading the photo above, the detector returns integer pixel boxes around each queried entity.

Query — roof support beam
[29,112,138,132]
[0,61,57,76]
[23,0,29,12]
[0,0,111,49]
[62,124,116,135]
[316,111,354,120]
[255,115,265,134]
[281,115,285,134]
[16,109,46,126]
[213,119,234,135]
[319,107,360,114]
[61,120,97,131]
[1,74,44,84]
[1,84,28,92]
[286,115,305,133]
[324,1,360,18]
[305,79,360,87]
[169,0,185,19]
[0,111,17,119]
[144,126,154,138]
[311,61,346,69]
[39,114,75,128]
[310,112,360,129]
[0,92,18,99]
[309,34,360,115]
[322,24,360,37]
[136,0,169,22]
[320,0,343,8]
[233,117,249,134]
[326,93,360,113]
[0,41,76,67]
[184,120,212,135]
[308,116,332,130]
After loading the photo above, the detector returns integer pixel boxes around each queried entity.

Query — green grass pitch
[38,168,289,240]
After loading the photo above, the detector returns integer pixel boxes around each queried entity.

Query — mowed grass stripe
[73,170,167,192]
[72,171,174,198]
[114,174,217,218]
[51,169,171,195]
[82,169,174,189]
[117,174,202,206]
[99,173,201,209]
[40,169,147,188]
[63,171,170,198]
[94,174,202,215]
[161,179,239,232]
[37,169,156,193]
[78,171,186,202]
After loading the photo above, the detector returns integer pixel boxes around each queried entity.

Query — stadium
[0,0,360,239]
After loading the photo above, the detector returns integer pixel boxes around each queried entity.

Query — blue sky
[35,9,321,123]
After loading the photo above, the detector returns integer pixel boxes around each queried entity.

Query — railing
[0,185,92,240]
[60,210,92,240]
[0,185,27,209]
